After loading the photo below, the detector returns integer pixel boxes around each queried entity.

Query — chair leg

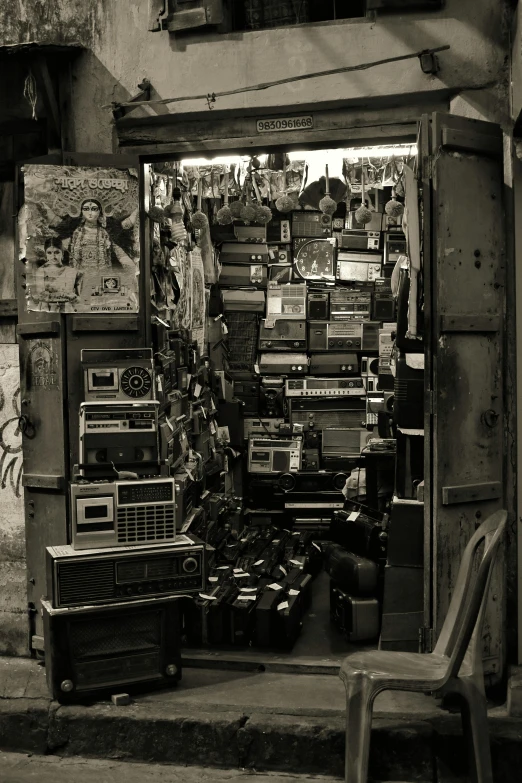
[457,678,494,783]
[343,674,376,783]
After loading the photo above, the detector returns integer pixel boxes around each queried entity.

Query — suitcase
[324,543,379,596]
[330,582,380,642]
[228,589,261,645]
[330,509,388,562]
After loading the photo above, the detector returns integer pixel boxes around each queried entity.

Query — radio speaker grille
[70,611,161,658]
[58,561,115,606]
[117,504,175,544]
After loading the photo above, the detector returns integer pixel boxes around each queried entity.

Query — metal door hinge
[419,626,434,653]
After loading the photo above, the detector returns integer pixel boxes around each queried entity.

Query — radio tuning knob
[166,664,178,677]
[137,586,144,594]
[126,587,133,595]
[346,340,353,347]
[60,680,74,693]
[297,366,303,371]
[183,557,198,573]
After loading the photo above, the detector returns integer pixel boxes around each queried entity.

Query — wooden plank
[181,650,341,676]
[0,299,17,318]
[441,127,502,157]
[62,151,139,167]
[22,474,65,491]
[71,315,139,332]
[440,314,500,332]
[442,481,502,506]
[17,320,61,336]
[0,181,16,342]
[167,8,207,30]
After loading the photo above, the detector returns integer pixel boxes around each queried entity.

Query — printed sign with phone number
[256,116,314,133]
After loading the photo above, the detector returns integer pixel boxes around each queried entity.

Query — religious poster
[23,166,140,314]
[190,247,206,355]
[170,246,192,333]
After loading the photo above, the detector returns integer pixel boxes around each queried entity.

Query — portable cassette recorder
[266,282,307,319]
[309,353,359,375]
[258,319,307,350]
[70,477,175,549]
[329,289,371,321]
[285,377,365,397]
[248,437,302,474]
[79,401,160,478]
[308,321,379,352]
[81,348,154,402]
[223,289,265,312]
[340,229,381,252]
[307,290,330,320]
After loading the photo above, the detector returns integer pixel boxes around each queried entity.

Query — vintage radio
[361,356,380,393]
[258,319,307,351]
[277,470,349,493]
[46,534,204,608]
[266,215,291,244]
[78,401,160,479]
[268,244,291,265]
[373,277,395,321]
[268,264,293,283]
[384,233,407,265]
[330,584,380,642]
[347,210,383,232]
[219,264,268,288]
[340,230,381,252]
[233,373,260,415]
[365,392,389,426]
[42,596,182,702]
[219,242,269,264]
[233,224,267,243]
[308,321,380,352]
[293,238,336,281]
[159,417,187,472]
[394,352,424,430]
[309,353,359,376]
[285,377,364,397]
[258,352,309,375]
[289,397,366,431]
[81,348,154,402]
[336,251,382,283]
[222,289,265,312]
[321,427,368,469]
[248,437,302,474]
[70,477,175,550]
[243,417,285,439]
[378,326,395,391]
[302,448,320,470]
[292,210,332,237]
[307,290,330,320]
[259,376,285,417]
[329,289,372,321]
[266,282,307,319]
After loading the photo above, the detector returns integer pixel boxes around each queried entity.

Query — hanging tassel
[217,171,233,225]
[192,178,209,229]
[23,70,38,121]
[355,163,372,226]
[319,163,337,216]
[275,157,294,213]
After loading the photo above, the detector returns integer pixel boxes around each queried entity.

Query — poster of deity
[190,247,206,356]
[22,166,140,314]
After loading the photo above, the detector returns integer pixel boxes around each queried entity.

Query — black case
[324,543,379,596]
[330,509,388,562]
[329,583,380,642]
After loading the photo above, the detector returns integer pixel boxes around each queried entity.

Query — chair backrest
[433,509,507,678]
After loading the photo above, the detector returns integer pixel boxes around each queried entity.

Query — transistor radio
[289,397,366,431]
[233,225,267,243]
[259,376,285,417]
[285,377,364,397]
[248,437,302,474]
[292,211,332,237]
[336,251,382,283]
[219,242,269,264]
[42,597,182,703]
[258,319,307,351]
[309,353,359,375]
[329,289,372,321]
[223,289,265,312]
[384,234,407,265]
[308,321,380,352]
[79,401,160,479]
[70,477,175,549]
[308,290,330,320]
[340,229,381,251]
[266,282,307,319]
[243,417,286,438]
[258,352,309,375]
[373,277,395,321]
[219,263,268,288]
[293,238,336,281]
[159,416,187,471]
[321,427,368,466]
[361,356,380,392]
[81,348,155,402]
[268,245,291,264]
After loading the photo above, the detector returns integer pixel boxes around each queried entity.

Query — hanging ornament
[275,158,294,214]
[147,205,166,223]
[217,171,233,225]
[229,200,243,219]
[385,195,404,217]
[354,164,372,226]
[240,202,257,224]
[192,179,209,230]
[251,173,272,224]
[318,164,337,216]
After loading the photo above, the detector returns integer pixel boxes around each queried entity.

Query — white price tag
[254,559,264,566]
[199,593,217,601]
[208,576,219,582]
[279,566,287,576]
[288,589,300,596]
[235,572,250,579]
[240,587,258,593]
[237,594,256,602]
[312,542,321,551]
[268,583,283,591]
[289,559,303,567]
[277,600,289,611]
[348,511,360,521]
[194,383,202,398]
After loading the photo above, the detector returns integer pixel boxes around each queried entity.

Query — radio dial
[183,557,198,573]
[341,381,347,388]
[137,586,144,594]
[266,341,272,347]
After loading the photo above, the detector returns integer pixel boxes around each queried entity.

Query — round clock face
[294,240,335,280]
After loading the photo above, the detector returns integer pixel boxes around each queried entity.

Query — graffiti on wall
[0,348,23,499]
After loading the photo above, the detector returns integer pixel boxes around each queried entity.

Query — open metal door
[421,113,505,678]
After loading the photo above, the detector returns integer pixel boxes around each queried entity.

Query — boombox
[258,352,309,375]
[81,348,154,402]
[289,397,366,431]
[308,321,380,352]
[292,210,332,237]
[285,377,365,397]
[259,376,285,417]
[309,353,359,375]
[302,448,320,470]
[293,238,336,281]
[340,229,381,252]
[219,242,269,264]
[243,417,286,438]
[223,289,265,312]
[336,251,382,283]
[329,288,372,321]
[219,264,267,288]
[321,427,368,469]
[70,477,175,549]
[266,215,292,244]
[258,319,307,351]
[248,437,302,474]
[78,401,160,479]
[308,290,330,320]
[266,282,307,319]
[46,533,204,607]
[361,356,380,392]
[42,596,182,703]
[277,470,349,493]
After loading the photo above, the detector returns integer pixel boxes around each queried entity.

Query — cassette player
[336,251,382,283]
[258,352,309,375]
[293,238,336,281]
[285,377,365,397]
[219,242,269,264]
[267,282,307,319]
[340,229,381,252]
[248,437,302,474]
[79,401,160,479]
[70,477,175,550]
[308,321,379,352]
[81,348,154,402]
[258,319,307,351]
[292,211,332,237]
[329,289,372,321]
